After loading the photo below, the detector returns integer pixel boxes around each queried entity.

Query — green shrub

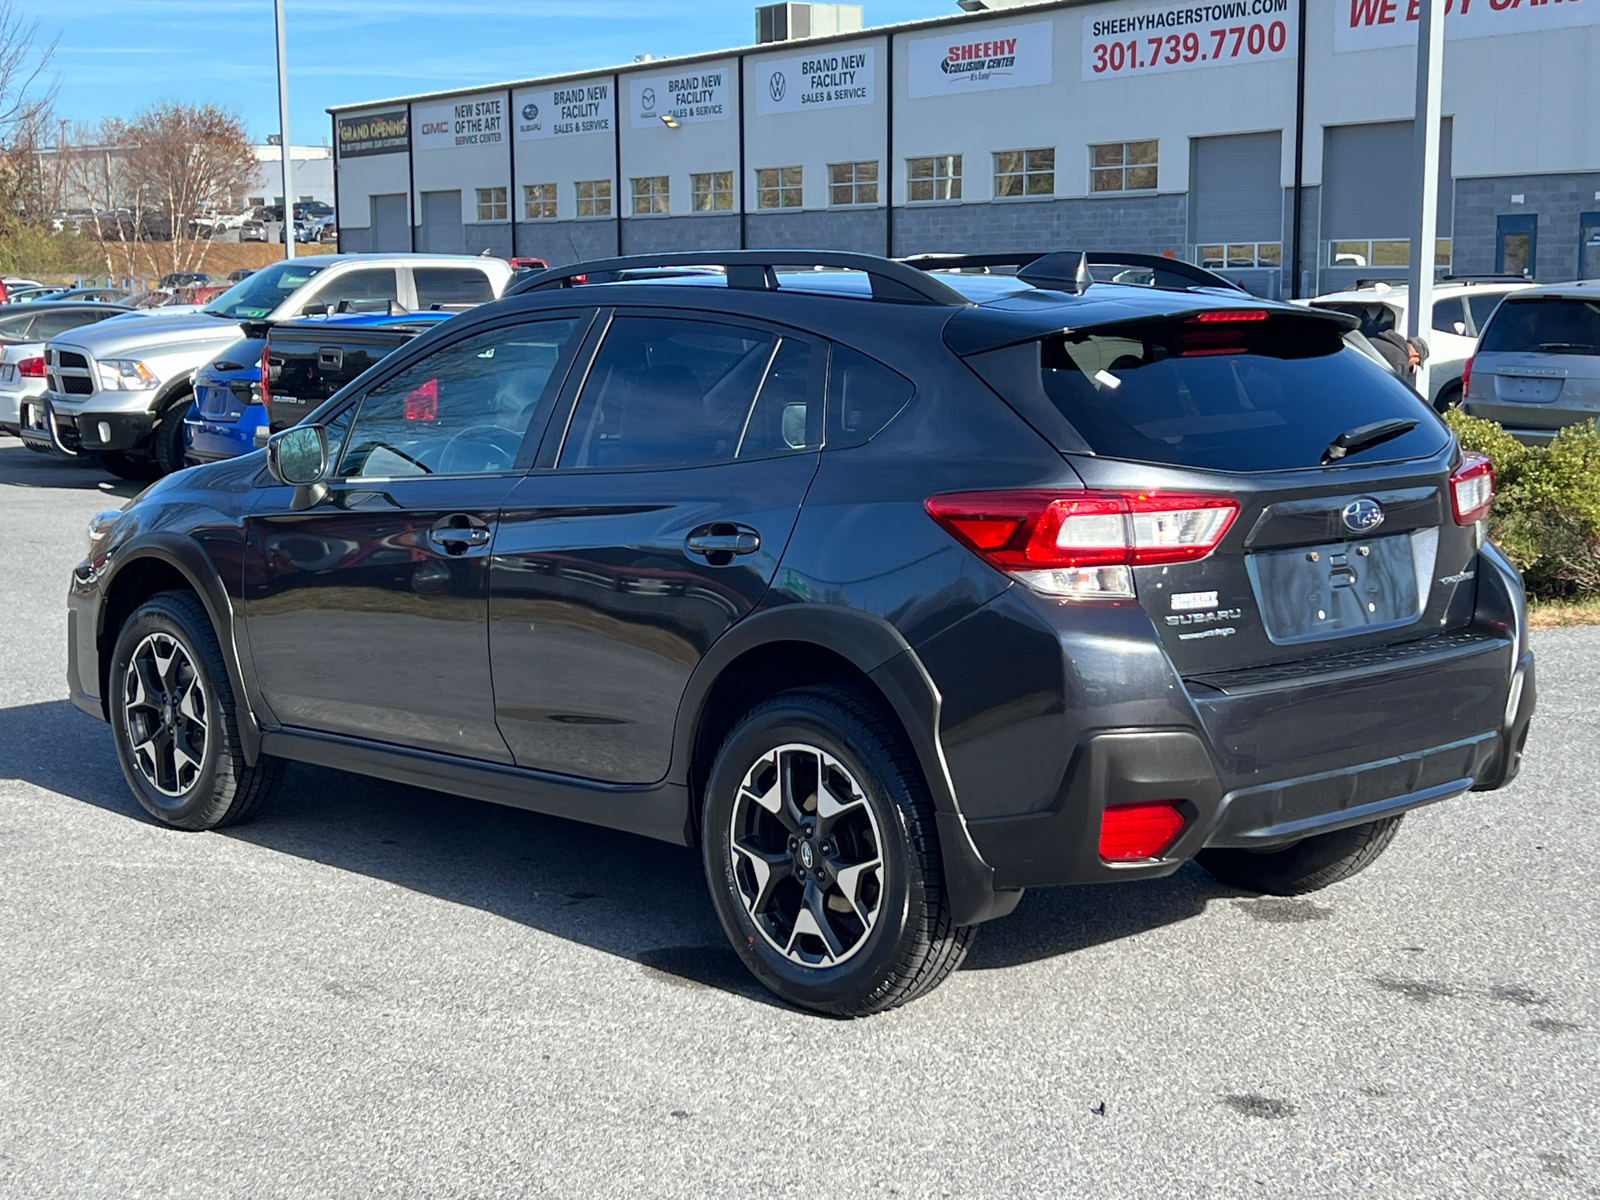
[1444,409,1600,598]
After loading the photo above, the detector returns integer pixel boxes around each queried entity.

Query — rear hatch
[1466,293,1600,433]
[264,322,424,431]
[957,305,1483,678]
[194,336,267,423]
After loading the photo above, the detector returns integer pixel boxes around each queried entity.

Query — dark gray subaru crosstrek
[67,250,1535,1016]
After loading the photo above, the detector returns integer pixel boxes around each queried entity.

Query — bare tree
[0,0,57,227]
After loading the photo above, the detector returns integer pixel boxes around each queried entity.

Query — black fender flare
[669,604,1022,926]
[97,534,263,764]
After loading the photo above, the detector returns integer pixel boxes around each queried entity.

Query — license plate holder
[1248,530,1435,645]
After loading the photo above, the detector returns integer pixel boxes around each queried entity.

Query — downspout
[738,56,748,250]
[613,72,624,257]
[330,114,343,249]
[885,32,895,258]
[506,88,517,257]
[1289,0,1308,298]
[407,102,417,253]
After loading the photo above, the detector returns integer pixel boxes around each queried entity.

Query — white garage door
[420,190,464,254]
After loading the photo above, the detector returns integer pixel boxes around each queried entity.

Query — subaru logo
[1341,498,1385,533]
[522,102,538,121]
[641,87,656,111]
[769,71,787,102]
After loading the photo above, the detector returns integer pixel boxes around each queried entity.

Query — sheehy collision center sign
[415,96,505,150]
[756,45,875,115]
[515,81,614,141]
[630,69,730,127]
[906,21,1054,97]
[1081,0,1296,80]
[1336,0,1597,50]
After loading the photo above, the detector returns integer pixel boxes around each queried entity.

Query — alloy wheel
[728,743,885,968]
[122,632,208,797]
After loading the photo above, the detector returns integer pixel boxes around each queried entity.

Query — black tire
[109,590,283,830]
[1195,816,1404,896]
[100,452,160,481]
[151,401,189,476]
[702,687,975,1017]
[1434,381,1463,414]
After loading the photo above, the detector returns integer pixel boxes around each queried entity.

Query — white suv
[1305,277,1532,410]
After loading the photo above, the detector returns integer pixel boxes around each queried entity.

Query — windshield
[1479,296,1600,355]
[203,260,328,320]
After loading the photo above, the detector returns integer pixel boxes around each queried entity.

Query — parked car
[68,249,1534,1017]
[159,272,212,290]
[0,302,132,439]
[26,254,513,477]
[9,286,71,304]
[293,201,333,222]
[227,269,255,283]
[184,310,458,465]
[239,220,267,243]
[50,287,132,304]
[296,215,337,243]
[508,256,549,271]
[1460,282,1600,443]
[1305,277,1532,410]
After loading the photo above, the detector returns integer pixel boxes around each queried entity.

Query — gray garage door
[1322,119,1453,240]
[1191,132,1283,244]
[420,190,465,255]
[370,193,409,253]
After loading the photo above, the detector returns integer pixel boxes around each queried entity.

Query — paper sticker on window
[404,378,437,420]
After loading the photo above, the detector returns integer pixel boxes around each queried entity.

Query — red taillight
[1099,802,1186,862]
[259,344,271,408]
[16,355,44,378]
[1450,452,1495,525]
[1188,309,1269,323]
[1460,354,1473,398]
[925,489,1238,600]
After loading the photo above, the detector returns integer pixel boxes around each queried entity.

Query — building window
[1325,239,1454,269]
[1089,141,1158,193]
[631,176,669,215]
[907,155,961,202]
[576,179,612,218]
[828,161,879,206]
[994,149,1054,199]
[524,183,557,220]
[692,171,735,212]
[476,186,508,222]
[1197,243,1283,270]
[756,166,803,209]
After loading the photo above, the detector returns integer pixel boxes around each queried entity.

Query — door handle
[429,516,492,555]
[685,531,760,556]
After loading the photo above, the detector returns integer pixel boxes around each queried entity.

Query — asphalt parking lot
[0,440,1595,1199]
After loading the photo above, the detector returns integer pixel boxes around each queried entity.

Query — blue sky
[27,0,952,146]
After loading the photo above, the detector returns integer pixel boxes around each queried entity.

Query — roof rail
[900,251,1249,295]
[507,250,973,307]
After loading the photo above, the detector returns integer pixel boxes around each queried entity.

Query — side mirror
[266,425,330,510]
[300,302,328,316]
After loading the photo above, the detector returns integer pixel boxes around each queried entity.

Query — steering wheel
[438,423,520,475]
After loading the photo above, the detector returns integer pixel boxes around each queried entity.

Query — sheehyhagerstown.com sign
[1081,0,1296,80]
[755,46,876,115]
[415,96,505,151]
[907,21,1054,97]
[515,81,614,141]
[1336,0,1597,50]
[630,69,730,127]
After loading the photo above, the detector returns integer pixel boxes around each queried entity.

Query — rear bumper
[1461,399,1597,444]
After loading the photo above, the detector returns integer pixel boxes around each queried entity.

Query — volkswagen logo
[768,71,787,102]
[1341,498,1385,534]
[521,102,538,121]
[641,87,656,111]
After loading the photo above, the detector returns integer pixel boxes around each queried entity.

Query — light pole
[274,0,295,259]
[1405,0,1445,398]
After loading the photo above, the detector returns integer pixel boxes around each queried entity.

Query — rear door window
[307,268,398,315]
[826,346,914,447]
[414,267,495,308]
[29,310,102,339]
[1432,298,1468,336]
[1479,297,1600,355]
[969,313,1445,472]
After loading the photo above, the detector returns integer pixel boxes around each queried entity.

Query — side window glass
[414,267,495,308]
[826,345,914,447]
[0,312,33,338]
[1432,298,1466,336]
[737,339,818,457]
[308,268,398,315]
[1467,293,1507,336]
[558,317,779,470]
[31,311,91,339]
[337,318,580,479]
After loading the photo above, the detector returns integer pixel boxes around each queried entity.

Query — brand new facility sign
[630,69,731,127]
[906,21,1054,98]
[755,45,876,115]
[515,81,614,141]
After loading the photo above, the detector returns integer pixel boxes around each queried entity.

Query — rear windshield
[970,314,1445,472]
[1479,297,1600,355]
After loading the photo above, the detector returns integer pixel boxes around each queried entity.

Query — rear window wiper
[1322,417,1418,464]
[1538,342,1592,351]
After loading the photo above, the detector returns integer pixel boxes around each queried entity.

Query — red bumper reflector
[1099,802,1186,862]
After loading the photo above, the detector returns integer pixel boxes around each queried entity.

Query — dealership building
[327,0,1600,297]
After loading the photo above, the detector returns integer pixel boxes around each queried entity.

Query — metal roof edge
[325,0,1106,115]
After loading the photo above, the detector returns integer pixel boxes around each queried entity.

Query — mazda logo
[641,87,656,111]
[1341,498,1385,533]
[768,71,787,102]
[522,102,538,121]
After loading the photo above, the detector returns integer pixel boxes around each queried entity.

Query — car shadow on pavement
[0,442,143,497]
[0,698,1240,1002]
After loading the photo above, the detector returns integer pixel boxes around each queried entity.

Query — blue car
[184,310,458,465]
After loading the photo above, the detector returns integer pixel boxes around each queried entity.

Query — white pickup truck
[24,254,513,477]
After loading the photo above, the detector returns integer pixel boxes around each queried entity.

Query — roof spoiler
[901,251,1249,295]
[507,250,973,307]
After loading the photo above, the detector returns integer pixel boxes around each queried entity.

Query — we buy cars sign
[1336,0,1597,50]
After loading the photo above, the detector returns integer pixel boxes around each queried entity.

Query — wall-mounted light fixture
[660,114,680,129]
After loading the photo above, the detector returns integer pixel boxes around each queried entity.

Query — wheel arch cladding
[98,540,261,763]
